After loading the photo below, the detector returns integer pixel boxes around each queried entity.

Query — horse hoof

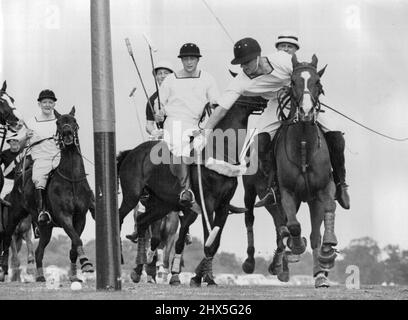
[81,263,94,273]
[288,237,307,255]
[130,270,141,283]
[203,275,217,286]
[36,276,46,282]
[242,258,255,274]
[277,271,290,282]
[318,246,337,269]
[315,273,330,288]
[11,268,22,282]
[286,253,300,263]
[169,274,181,286]
[190,276,202,287]
[69,276,83,283]
[26,264,36,276]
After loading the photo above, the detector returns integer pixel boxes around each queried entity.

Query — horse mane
[117,149,132,172]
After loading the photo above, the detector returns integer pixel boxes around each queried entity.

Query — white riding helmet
[275,31,300,50]
[153,60,174,75]
[5,129,25,143]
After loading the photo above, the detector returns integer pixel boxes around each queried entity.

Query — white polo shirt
[217,50,293,111]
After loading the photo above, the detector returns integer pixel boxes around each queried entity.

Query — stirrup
[254,188,277,208]
[179,189,195,205]
[125,232,138,243]
[38,211,52,225]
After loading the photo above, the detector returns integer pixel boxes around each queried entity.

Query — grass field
[0,280,407,300]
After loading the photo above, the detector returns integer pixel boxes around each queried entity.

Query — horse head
[55,106,79,148]
[0,81,23,130]
[290,54,327,122]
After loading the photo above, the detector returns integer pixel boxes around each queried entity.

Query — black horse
[0,81,22,195]
[0,107,95,282]
[118,95,267,286]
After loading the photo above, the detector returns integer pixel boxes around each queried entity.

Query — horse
[118,94,267,286]
[0,81,23,196]
[129,209,180,284]
[271,54,337,288]
[9,214,36,282]
[0,107,95,282]
[117,150,182,283]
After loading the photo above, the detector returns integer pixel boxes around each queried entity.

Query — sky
[1,0,408,259]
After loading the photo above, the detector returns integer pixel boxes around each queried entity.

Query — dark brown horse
[274,54,337,288]
[118,95,267,286]
[0,107,95,282]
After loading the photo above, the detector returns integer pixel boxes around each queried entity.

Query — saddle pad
[204,157,247,177]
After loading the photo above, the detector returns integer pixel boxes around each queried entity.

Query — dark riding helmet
[231,37,261,65]
[37,89,57,102]
[178,43,202,58]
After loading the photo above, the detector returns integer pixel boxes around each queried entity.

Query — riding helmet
[37,89,57,102]
[275,31,300,50]
[178,43,202,58]
[231,37,261,65]
[153,60,174,75]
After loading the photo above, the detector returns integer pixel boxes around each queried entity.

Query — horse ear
[1,81,6,92]
[318,64,327,78]
[54,109,61,119]
[291,54,299,68]
[228,69,238,78]
[311,54,318,68]
[70,106,76,116]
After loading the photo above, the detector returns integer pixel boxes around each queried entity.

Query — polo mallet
[196,145,220,248]
[125,38,159,128]
[142,33,162,111]
[129,87,148,141]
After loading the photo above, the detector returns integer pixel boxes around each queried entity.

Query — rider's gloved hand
[193,129,210,152]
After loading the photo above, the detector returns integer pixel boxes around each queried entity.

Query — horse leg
[281,189,306,255]
[170,209,197,286]
[35,225,53,282]
[317,186,338,271]
[308,199,330,288]
[242,182,256,274]
[0,209,28,281]
[23,227,36,276]
[145,221,161,283]
[192,204,229,287]
[69,215,85,283]
[266,201,292,281]
[158,212,178,282]
[10,234,22,282]
[61,215,94,273]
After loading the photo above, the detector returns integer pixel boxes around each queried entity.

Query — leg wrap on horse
[136,236,147,265]
[171,253,182,274]
[323,212,338,246]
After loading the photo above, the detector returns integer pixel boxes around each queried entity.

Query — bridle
[289,65,323,124]
[56,119,80,149]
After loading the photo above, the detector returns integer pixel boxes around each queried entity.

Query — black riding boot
[35,188,51,225]
[324,131,350,210]
[170,161,202,216]
[254,133,278,207]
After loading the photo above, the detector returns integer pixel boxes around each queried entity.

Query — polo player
[193,37,350,210]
